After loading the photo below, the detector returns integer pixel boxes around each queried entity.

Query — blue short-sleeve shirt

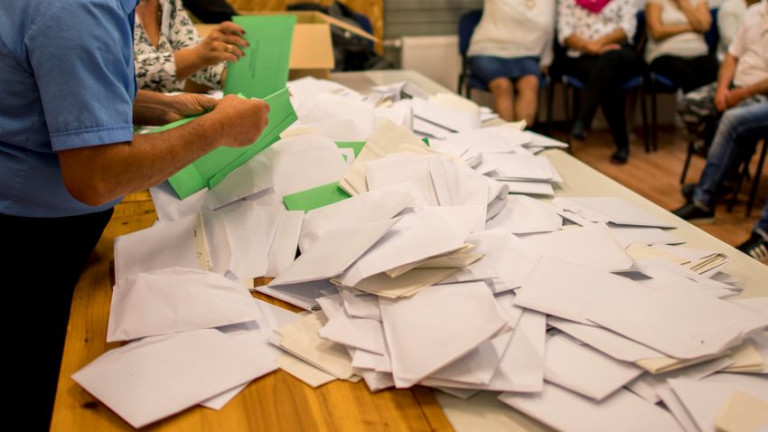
[0,0,139,217]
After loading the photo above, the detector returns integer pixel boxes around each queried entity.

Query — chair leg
[640,88,649,153]
[546,84,554,136]
[680,139,695,184]
[564,84,572,150]
[651,90,658,152]
[746,138,768,217]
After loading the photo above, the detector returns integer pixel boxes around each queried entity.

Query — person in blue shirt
[0,0,269,428]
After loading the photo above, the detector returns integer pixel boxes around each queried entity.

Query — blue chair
[457,9,552,130]
[559,10,650,152]
[649,7,719,157]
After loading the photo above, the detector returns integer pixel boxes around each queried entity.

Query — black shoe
[610,148,629,165]
[681,183,735,203]
[671,202,715,222]
[570,120,586,140]
[736,232,768,262]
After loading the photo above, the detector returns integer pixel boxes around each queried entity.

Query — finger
[218,21,246,36]
[223,34,249,48]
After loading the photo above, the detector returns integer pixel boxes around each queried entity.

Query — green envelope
[283,182,351,212]
[223,15,297,98]
[157,88,297,199]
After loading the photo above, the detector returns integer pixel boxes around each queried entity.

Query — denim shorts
[468,56,541,85]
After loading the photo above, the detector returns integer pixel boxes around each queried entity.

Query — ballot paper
[265,210,303,277]
[270,218,399,286]
[714,390,768,432]
[411,97,480,134]
[486,195,563,234]
[498,383,682,432]
[114,212,231,283]
[107,268,261,342]
[379,281,507,388]
[543,332,644,401]
[553,197,675,228]
[350,267,463,299]
[299,182,419,253]
[72,329,274,429]
[521,223,636,273]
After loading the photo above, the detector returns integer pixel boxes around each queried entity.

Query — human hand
[540,65,550,76]
[195,21,249,66]
[714,87,730,112]
[725,87,748,109]
[583,40,603,55]
[599,43,621,54]
[209,95,270,148]
[165,93,219,122]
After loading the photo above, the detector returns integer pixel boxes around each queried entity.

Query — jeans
[756,200,768,238]
[693,102,768,209]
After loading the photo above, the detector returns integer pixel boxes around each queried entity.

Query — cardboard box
[196,11,378,80]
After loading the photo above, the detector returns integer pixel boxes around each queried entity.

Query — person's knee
[489,77,513,94]
[515,75,540,95]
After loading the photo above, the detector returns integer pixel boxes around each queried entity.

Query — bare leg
[514,75,539,126]
[488,77,514,122]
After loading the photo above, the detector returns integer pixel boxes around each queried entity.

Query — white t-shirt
[730,1,768,87]
[717,0,749,62]
[467,0,556,67]
[644,0,710,63]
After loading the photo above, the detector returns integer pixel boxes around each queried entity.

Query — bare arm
[132,90,219,126]
[675,0,712,33]
[715,53,738,111]
[174,21,247,81]
[566,28,627,55]
[59,95,269,206]
[727,78,768,107]
[646,2,694,40]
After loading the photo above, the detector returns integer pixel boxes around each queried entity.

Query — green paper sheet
[223,15,297,99]
[335,141,365,157]
[157,87,297,199]
[283,182,351,212]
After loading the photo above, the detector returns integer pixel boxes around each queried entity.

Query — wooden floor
[547,124,767,256]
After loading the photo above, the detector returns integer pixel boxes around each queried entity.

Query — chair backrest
[458,9,483,56]
[705,7,719,54]
[634,9,647,54]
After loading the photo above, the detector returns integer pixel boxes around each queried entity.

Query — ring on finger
[225,44,233,53]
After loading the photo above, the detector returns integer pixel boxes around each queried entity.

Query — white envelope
[203,153,273,210]
[365,153,440,205]
[338,288,381,321]
[336,208,469,287]
[267,135,349,197]
[584,285,768,359]
[257,279,336,311]
[668,373,768,432]
[150,182,207,223]
[498,383,682,432]
[486,195,562,234]
[214,200,269,280]
[270,218,398,286]
[284,93,375,141]
[299,182,418,253]
[515,256,648,325]
[425,330,513,386]
[522,223,636,273]
[485,154,554,181]
[114,212,231,283]
[608,225,684,249]
[380,281,507,388]
[318,308,386,355]
[72,329,273,429]
[411,97,479,134]
[265,210,303,277]
[553,197,675,228]
[107,267,261,342]
[500,180,555,196]
[544,332,644,401]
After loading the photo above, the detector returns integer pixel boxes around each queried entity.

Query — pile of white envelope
[74,77,768,431]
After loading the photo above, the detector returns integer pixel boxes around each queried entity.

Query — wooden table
[51,71,768,431]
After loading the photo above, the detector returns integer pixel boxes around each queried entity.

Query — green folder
[223,15,297,98]
[157,88,297,199]
[283,182,351,212]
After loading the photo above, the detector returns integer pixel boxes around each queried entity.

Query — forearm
[58,113,227,205]
[717,55,737,92]
[649,23,694,40]
[741,79,768,97]
[565,34,590,52]
[678,0,711,32]
[133,90,180,126]
[174,47,208,81]
[594,28,627,47]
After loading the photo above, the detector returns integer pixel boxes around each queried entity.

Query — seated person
[677,1,768,150]
[717,0,760,62]
[135,0,247,92]
[557,0,642,164]
[467,0,555,126]
[645,0,718,93]
[736,199,768,262]
[672,102,767,221]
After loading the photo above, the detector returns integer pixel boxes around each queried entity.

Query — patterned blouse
[557,0,637,58]
[134,0,224,92]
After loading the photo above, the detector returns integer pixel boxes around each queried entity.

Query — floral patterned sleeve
[617,0,637,44]
[133,0,224,92]
[557,0,576,46]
